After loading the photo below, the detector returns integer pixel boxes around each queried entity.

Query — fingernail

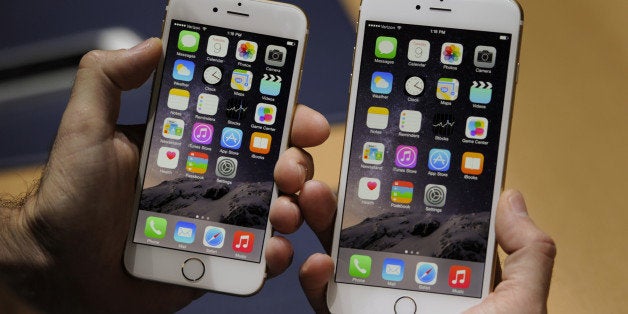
[508,191,528,217]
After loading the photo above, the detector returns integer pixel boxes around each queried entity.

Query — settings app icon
[215,156,238,179]
[424,184,447,207]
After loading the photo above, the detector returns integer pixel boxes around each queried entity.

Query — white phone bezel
[328,0,522,312]
[124,0,307,295]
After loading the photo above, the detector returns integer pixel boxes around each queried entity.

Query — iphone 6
[124,0,307,295]
[328,0,522,312]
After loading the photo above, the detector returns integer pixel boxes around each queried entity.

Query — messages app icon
[382,258,404,281]
[375,36,397,59]
[178,30,200,52]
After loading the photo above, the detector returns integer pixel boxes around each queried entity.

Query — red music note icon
[232,231,255,253]
[448,265,471,289]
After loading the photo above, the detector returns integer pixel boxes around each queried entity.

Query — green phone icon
[349,254,372,278]
[144,216,167,239]
[178,30,200,52]
[375,36,398,59]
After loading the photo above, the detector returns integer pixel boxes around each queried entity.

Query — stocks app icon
[432,113,455,136]
[225,98,247,120]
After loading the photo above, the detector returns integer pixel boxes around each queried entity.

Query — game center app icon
[157,147,179,169]
[395,145,418,168]
[235,40,258,62]
[203,226,226,248]
[232,231,255,253]
[255,103,277,125]
[358,177,380,200]
[441,43,463,65]
[449,265,471,289]
[465,117,489,139]
[162,117,184,140]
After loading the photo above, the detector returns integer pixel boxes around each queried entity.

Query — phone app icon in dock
[232,231,255,253]
[144,216,167,239]
[349,254,372,278]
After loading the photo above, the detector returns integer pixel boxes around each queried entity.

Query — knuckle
[79,49,107,70]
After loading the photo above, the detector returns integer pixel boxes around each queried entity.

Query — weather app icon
[172,59,195,82]
[371,72,393,94]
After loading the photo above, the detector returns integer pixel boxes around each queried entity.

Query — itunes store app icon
[191,122,214,145]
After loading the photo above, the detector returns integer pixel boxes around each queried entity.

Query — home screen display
[335,21,513,297]
[132,20,299,263]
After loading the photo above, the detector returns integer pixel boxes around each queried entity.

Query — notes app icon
[167,88,190,110]
[366,106,389,129]
[232,231,255,253]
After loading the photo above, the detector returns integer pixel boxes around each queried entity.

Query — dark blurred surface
[0,0,353,313]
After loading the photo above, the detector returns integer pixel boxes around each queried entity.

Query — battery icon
[500,35,509,40]
[287,41,295,46]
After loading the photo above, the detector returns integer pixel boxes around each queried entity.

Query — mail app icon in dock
[382,258,405,282]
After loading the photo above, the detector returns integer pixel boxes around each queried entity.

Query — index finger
[290,105,330,148]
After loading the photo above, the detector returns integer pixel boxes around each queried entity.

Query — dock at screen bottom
[335,249,485,298]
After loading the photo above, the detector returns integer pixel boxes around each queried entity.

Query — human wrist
[0,196,53,310]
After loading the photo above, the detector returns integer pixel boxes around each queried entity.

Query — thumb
[59,38,162,142]
[493,190,557,311]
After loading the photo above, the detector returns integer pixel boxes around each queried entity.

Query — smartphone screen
[335,21,513,298]
[132,20,300,264]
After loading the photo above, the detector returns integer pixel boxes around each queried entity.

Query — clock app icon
[203,66,223,85]
[405,76,425,96]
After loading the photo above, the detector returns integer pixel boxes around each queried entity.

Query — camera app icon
[474,46,497,68]
[265,45,287,67]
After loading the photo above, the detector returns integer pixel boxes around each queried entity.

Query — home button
[394,296,417,314]
[181,258,205,282]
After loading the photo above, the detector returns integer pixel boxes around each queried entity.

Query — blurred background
[0,0,626,312]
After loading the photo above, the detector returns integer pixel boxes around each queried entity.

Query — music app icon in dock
[232,231,255,253]
[449,265,471,289]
